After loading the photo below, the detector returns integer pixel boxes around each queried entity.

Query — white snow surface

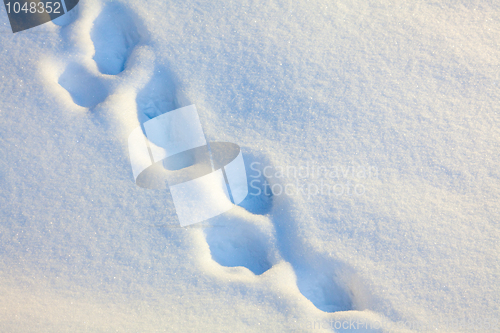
[0,0,499,332]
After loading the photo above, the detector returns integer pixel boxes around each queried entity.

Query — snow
[0,0,499,331]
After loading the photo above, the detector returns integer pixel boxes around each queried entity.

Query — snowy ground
[0,0,499,332]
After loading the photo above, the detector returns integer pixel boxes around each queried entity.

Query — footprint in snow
[52,2,359,315]
[58,2,142,108]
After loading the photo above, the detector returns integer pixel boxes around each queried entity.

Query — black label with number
[3,0,79,33]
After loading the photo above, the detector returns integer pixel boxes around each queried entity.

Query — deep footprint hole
[295,268,353,313]
[136,66,178,127]
[91,3,140,75]
[204,220,273,275]
[290,254,356,313]
[58,63,108,108]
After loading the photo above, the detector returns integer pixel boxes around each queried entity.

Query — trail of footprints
[55,2,357,315]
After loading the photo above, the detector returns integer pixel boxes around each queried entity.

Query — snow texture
[0,0,499,332]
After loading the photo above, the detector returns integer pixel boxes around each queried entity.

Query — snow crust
[0,0,499,331]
